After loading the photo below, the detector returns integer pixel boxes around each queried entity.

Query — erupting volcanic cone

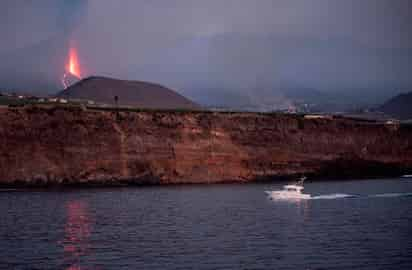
[61,46,82,89]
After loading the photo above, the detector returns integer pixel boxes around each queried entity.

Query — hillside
[57,76,200,110]
[380,92,412,120]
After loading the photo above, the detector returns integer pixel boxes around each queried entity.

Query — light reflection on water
[0,178,411,269]
[63,201,92,270]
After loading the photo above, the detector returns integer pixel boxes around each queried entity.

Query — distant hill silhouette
[182,85,362,113]
[380,92,412,119]
[57,76,200,110]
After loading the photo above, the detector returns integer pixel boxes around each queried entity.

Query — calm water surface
[1,178,412,269]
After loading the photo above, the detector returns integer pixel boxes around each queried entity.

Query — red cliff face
[0,106,411,186]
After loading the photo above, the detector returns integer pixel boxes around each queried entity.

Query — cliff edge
[1,106,411,186]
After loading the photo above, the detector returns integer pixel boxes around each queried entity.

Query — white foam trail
[310,193,355,200]
[368,192,412,198]
[265,191,412,201]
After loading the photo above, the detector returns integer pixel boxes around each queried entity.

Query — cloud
[0,0,87,91]
[0,0,411,95]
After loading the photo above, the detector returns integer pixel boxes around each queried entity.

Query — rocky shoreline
[1,106,411,187]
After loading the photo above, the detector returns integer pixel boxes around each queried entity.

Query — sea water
[1,178,411,269]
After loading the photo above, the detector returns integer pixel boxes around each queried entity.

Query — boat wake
[266,192,412,201]
[367,192,412,198]
[310,193,356,200]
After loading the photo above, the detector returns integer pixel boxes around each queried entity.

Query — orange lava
[67,47,81,78]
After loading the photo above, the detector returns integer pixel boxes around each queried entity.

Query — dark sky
[1,0,411,101]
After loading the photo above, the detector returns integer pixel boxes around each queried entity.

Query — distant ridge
[57,76,200,110]
[379,92,412,120]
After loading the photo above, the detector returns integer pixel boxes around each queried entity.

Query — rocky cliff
[1,106,412,186]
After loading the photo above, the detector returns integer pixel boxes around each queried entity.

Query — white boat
[265,177,311,200]
[402,175,412,178]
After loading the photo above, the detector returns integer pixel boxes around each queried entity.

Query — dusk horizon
[1,1,412,269]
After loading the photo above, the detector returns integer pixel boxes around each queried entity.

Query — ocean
[1,178,411,269]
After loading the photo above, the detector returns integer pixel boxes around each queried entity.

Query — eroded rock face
[1,106,411,186]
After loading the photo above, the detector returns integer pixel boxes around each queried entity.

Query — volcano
[57,76,200,110]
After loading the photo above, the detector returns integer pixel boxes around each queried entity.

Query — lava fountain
[62,46,82,89]
[67,47,81,78]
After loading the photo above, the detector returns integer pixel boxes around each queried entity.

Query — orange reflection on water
[66,266,82,270]
[63,200,92,269]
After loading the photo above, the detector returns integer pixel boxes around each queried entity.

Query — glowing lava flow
[68,47,81,78]
[62,47,82,89]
